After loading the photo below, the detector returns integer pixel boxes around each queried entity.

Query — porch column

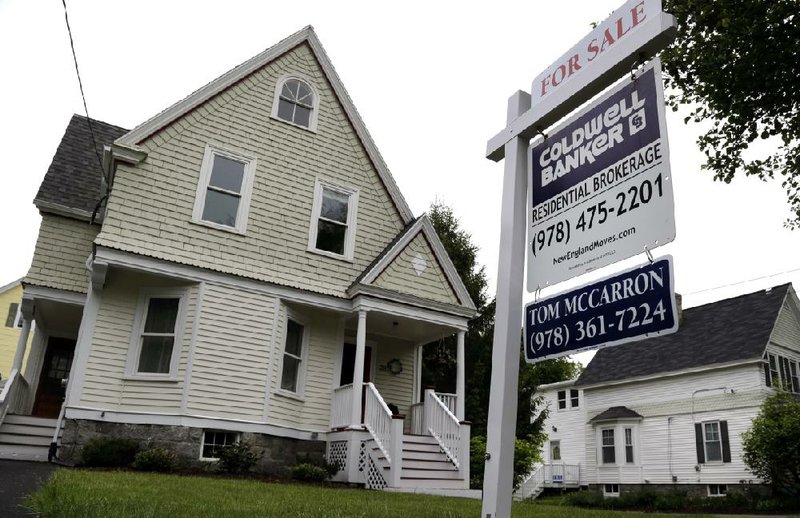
[350,310,367,428]
[11,298,34,373]
[456,330,465,420]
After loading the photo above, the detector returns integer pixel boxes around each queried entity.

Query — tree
[661,0,800,227]
[741,390,800,498]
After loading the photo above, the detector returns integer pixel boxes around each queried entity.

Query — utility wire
[61,0,104,176]
[683,266,800,297]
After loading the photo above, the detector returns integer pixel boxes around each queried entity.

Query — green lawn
[25,469,713,518]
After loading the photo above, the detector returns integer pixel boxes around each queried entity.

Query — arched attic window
[272,77,318,131]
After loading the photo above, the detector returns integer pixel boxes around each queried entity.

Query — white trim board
[23,285,87,306]
[65,405,326,441]
[113,26,414,225]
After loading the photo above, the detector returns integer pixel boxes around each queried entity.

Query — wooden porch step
[397,477,467,489]
[0,433,54,447]
[0,444,51,462]
[3,415,59,428]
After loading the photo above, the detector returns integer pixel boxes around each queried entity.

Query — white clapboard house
[0,27,478,491]
[518,284,800,499]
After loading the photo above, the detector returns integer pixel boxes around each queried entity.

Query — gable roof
[0,278,22,295]
[349,215,476,311]
[576,284,792,387]
[35,115,128,220]
[589,406,643,423]
[113,26,414,225]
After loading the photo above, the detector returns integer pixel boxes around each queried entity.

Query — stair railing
[423,388,467,469]
[0,369,29,427]
[362,382,404,487]
[514,464,545,500]
[330,383,354,429]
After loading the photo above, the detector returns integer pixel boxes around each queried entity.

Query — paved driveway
[0,460,57,517]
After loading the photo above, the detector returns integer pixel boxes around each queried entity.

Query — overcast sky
[2,0,799,354]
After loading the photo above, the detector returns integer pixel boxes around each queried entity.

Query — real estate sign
[524,255,678,363]
[527,58,675,290]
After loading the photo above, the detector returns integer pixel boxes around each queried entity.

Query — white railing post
[350,311,367,428]
[423,387,436,434]
[460,420,471,486]
[389,414,404,487]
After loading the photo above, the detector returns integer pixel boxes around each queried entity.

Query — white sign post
[481,2,676,517]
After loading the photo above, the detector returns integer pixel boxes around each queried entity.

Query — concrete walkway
[0,460,57,517]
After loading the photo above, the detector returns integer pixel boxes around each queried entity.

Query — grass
[25,469,714,518]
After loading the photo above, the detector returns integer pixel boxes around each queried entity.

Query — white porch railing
[0,369,29,427]
[409,402,424,435]
[515,463,582,500]
[424,389,463,468]
[435,392,457,415]
[330,383,354,429]
[364,383,394,462]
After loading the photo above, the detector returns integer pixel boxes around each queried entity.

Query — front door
[32,337,75,418]
[340,344,372,422]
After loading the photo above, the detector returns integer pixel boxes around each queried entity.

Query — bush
[564,490,605,507]
[617,490,657,509]
[81,437,139,468]
[469,435,486,489]
[216,441,259,474]
[468,435,542,490]
[653,491,688,511]
[289,463,328,483]
[131,448,177,472]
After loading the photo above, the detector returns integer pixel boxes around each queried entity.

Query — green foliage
[131,448,177,472]
[289,463,328,483]
[741,390,800,497]
[468,435,542,490]
[80,437,139,468]
[564,490,605,507]
[216,441,259,474]
[661,0,800,227]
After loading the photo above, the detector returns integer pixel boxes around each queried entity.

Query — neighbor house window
[550,440,561,461]
[624,427,634,464]
[5,302,19,328]
[308,180,358,260]
[192,145,256,234]
[601,428,616,464]
[272,77,318,130]
[279,316,309,395]
[126,289,186,378]
[708,484,727,497]
[570,389,580,408]
[764,352,799,393]
[201,430,238,460]
[557,390,567,410]
[703,422,722,462]
[603,484,620,497]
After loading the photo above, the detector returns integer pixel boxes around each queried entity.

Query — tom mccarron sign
[527,58,675,290]
[524,256,678,363]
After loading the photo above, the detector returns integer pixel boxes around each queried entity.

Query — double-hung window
[557,390,567,410]
[279,314,309,396]
[308,180,358,260]
[703,422,723,462]
[192,145,257,234]
[601,428,616,464]
[126,289,186,379]
[624,427,634,464]
[570,389,580,408]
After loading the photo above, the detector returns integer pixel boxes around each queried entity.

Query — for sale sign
[524,256,678,363]
[527,58,674,290]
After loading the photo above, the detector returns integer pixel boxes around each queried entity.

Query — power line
[683,266,800,297]
[61,0,104,176]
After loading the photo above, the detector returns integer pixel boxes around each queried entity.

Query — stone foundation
[587,483,770,499]
[59,418,325,475]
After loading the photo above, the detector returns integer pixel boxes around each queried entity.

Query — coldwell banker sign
[527,58,675,290]
[524,256,678,363]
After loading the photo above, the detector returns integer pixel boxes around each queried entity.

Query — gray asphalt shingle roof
[35,114,128,216]
[576,284,791,387]
[589,406,643,422]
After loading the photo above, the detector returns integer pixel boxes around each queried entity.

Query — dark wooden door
[32,337,75,418]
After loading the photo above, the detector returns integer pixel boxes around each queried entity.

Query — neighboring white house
[0,27,477,491]
[525,284,800,499]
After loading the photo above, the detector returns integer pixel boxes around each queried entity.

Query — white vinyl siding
[371,336,416,417]
[94,44,406,299]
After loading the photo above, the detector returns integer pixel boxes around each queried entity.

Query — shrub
[131,448,177,472]
[617,490,657,509]
[289,463,328,482]
[564,490,604,507]
[468,435,542,490]
[653,491,688,511]
[216,441,259,474]
[81,437,139,468]
[469,435,486,489]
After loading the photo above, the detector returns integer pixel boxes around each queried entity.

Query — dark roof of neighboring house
[589,406,642,422]
[35,114,128,216]
[576,284,792,387]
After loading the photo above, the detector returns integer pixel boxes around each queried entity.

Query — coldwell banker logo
[531,67,659,207]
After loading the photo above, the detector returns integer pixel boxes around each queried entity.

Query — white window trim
[199,429,240,461]
[603,483,620,497]
[550,440,561,462]
[702,420,724,464]
[276,308,311,400]
[307,179,359,262]
[557,390,567,410]
[124,287,189,381]
[596,422,640,467]
[270,75,320,132]
[13,304,24,328]
[570,388,580,409]
[707,484,727,497]
[600,427,616,465]
[191,144,257,235]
